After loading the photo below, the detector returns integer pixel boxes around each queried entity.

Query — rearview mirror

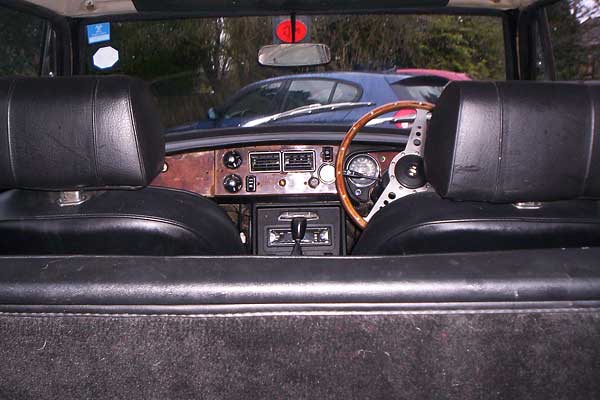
[258,44,331,67]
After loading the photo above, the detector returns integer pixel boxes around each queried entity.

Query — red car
[393,69,471,128]
[395,68,472,81]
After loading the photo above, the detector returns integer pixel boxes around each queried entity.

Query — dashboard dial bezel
[345,153,380,188]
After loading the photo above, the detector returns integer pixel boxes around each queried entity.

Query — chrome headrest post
[58,191,88,207]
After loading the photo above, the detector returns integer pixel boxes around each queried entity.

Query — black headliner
[132,0,449,14]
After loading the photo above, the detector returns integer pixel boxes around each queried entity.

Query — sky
[578,0,600,21]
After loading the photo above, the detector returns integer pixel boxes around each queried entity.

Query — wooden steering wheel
[335,101,436,229]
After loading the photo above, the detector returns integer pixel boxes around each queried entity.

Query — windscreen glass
[83,15,506,132]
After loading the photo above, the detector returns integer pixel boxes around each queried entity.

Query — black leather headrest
[425,81,600,203]
[0,76,164,190]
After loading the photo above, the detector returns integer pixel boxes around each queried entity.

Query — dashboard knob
[223,174,243,193]
[223,151,242,169]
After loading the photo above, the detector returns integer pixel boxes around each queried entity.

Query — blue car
[169,72,449,132]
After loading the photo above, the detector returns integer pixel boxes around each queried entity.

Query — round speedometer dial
[346,154,380,187]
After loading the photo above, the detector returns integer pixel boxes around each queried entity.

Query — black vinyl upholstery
[353,192,600,255]
[425,81,600,202]
[0,76,245,256]
[355,81,600,255]
[0,187,245,256]
[0,76,164,190]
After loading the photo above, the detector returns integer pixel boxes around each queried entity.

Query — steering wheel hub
[395,154,426,189]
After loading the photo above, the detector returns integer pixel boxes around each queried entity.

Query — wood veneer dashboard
[151,145,396,197]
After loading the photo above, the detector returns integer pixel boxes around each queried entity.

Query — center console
[254,203,345,256]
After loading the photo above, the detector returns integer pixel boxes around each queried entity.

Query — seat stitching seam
[448,87,461,194]
[126,80,146,183]
[91,78,100,183]
[6,80,17,186]
[582,84,595,195]
[493,81,503,200]
[0,308,597,318]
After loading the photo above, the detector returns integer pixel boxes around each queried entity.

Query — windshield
[83,14,506,132]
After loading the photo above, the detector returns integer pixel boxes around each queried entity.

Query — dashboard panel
[152,145,396,197]
[216,145,339,196]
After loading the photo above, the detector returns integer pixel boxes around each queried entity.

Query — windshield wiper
[365,115,417,127]
[243,102,375,127]
[366,112,434,127]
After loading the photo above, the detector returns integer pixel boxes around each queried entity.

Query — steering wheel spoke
[364,108,433,221]
[365,183,432,222]
[402,108,432,156]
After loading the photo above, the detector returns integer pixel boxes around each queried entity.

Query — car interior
[0,0,599,398]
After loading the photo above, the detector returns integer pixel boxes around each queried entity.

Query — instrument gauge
[318,164,336,184]
[346,154,380,187]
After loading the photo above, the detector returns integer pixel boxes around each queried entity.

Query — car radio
[254,204,344,256]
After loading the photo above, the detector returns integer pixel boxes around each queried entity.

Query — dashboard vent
[283,151,316,172]
[249,152,281,173]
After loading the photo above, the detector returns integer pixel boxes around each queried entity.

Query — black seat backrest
[0,76,164,190]
[0,76,244,255]
[354,81,600,255]
[425,81,600,203]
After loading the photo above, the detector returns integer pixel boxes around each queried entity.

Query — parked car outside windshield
[168,72,457,133]
[82,14,506,132]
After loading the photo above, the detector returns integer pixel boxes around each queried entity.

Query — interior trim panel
[0,248,599,314]
[164,130,409,153]
[152,144,397,197]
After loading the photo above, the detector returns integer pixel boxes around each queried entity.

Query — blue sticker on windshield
[87,22,110,44]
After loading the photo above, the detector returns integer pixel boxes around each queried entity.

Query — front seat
[354,81,600,255]
[0,76,246,255]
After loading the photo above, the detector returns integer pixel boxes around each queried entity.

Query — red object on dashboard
[393,108,417,129]
[276,19,308,43]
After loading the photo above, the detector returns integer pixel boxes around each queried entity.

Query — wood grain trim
[214,145,338,196]
[367,151,398,174]
[151,152,216,196]
[151,145,400,199]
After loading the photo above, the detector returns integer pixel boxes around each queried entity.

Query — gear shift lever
[291,217,307,256]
